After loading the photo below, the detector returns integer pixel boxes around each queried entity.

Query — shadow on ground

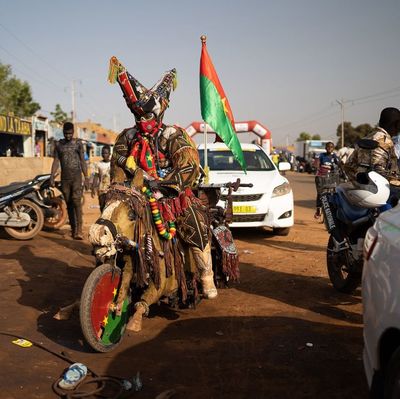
[294,198,317,210]
[104,316,367,399]
[235,261,362,324]
[232,228,326,252]
[0,242,92,352]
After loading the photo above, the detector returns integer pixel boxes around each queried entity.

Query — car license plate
[233,205,257,214]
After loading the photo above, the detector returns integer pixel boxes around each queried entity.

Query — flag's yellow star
[146,153,153,162]
[221,97,233,121]
[102,315,108,326]
[221,97,228,113]
[112,288,117,297]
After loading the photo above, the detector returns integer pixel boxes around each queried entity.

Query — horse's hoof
[126,303,146,332]
[203,288,218,299]
[201,276,218,299]
[126,318,142,332]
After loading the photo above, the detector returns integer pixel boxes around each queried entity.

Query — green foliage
[311,134,321,140]
[0,62,40,117]
[50,104,71,124]
[336,122,373,147]
[296,132,312,141]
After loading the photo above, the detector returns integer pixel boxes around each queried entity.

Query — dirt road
[0,172,367,398]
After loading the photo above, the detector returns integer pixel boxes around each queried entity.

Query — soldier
[344,107,400,183]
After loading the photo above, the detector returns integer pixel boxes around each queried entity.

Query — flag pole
[201,35,209,184]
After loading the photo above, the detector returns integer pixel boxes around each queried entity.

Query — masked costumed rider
[108,56,218,302]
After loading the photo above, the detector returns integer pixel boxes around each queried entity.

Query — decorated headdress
[108,56,177,121]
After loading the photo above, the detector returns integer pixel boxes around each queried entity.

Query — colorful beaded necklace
[142,186,177,240]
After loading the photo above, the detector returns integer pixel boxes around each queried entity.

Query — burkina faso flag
[200,37,246,172]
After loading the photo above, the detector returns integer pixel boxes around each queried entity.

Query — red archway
[185,120,273,154]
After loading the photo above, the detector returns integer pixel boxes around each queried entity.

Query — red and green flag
[200,37,246,172]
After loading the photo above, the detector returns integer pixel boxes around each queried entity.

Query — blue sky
[1,0,399,145]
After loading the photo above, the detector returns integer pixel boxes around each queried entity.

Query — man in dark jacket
[50,122,88,239]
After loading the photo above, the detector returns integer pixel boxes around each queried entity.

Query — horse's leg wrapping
[127,301,149,332]
[116,256,133,314]
[190,243,218,299]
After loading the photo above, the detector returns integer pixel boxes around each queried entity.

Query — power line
[349,85,400,103]
[0,22,71,81]
[270,104,335,130]
[272,85,400,138]
[0,45,65,92]
[349,91,400,107]
[0,23,107,121]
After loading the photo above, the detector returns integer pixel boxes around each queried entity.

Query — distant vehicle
[198,143,294,235]
[295,140,332,173]
[362,203,400,398]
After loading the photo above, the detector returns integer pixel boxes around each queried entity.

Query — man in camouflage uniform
[344,107,400,184]
[108,57,218,309]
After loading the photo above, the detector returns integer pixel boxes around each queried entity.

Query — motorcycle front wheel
[80,263,130,353]
[4,199,44,240]
[326,235,360,294]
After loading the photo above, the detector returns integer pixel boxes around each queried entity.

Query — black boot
[73,224,83,240]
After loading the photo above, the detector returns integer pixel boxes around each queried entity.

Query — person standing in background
[34,138,41,157]
[91,145,111,212]
[50,122,89,240]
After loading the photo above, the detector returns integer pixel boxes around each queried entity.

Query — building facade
[0,114,33,157]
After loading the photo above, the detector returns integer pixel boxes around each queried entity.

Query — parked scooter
[321,139,392,293]
[0,175,47,239]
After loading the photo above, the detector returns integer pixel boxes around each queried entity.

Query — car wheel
[273,227,290,236]
[384,346,400,399]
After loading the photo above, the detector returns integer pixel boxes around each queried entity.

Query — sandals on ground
[58,362,87,390]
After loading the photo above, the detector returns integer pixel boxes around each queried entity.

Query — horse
[86,170,195,335]
[81,171,239,352]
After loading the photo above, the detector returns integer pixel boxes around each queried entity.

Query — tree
[336,122,373,147]
[311,134,321,140]
[50,104,71,124]
[0,62,40,117]
[296,132,311,141]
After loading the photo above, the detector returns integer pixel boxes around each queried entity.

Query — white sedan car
[198,143,294,235]
[362,202,400,397]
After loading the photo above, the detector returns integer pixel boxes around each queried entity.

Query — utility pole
[336,98,345,148]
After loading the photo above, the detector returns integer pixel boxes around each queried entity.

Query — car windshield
[198,149,275,171]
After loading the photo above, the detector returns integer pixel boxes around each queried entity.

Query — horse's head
[89,172,147,263]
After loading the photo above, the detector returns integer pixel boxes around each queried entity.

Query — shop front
[0,114,32,157]
[33,115,49,157]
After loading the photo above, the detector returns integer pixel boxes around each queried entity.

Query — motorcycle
[79,178,251,352]
[0,175,47,239]
[321,139,393,293]
[296,156,306,173]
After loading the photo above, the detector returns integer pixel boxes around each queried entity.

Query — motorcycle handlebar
[146,179,178,190]
[199,178,253,190]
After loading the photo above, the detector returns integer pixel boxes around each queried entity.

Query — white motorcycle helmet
[344,171,390,208]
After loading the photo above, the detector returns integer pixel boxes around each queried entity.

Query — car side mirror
[278,162,291,171]
[357,139,379,150]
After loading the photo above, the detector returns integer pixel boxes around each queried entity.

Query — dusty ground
[0,172,367,399]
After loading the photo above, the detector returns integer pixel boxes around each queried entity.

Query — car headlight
[272,182,291,197]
